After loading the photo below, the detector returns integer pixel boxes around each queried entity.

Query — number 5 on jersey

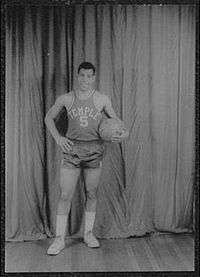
[80,115,88,127]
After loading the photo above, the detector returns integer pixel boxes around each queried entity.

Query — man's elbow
[44,114,50,126]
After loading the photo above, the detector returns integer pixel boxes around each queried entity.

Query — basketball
[98,118,128,142]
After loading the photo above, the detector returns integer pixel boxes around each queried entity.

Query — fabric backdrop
[6,5,195,241]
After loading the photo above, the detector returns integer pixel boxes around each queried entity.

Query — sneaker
[47,237,65,255]
[84,231,100,248]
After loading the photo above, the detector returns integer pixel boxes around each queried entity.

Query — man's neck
[76,88,94,99]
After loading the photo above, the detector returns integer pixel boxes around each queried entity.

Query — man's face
[77,68,95,91]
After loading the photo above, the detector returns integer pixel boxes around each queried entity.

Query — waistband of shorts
[67,138,104,145]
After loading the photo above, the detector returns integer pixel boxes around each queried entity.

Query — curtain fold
[6,5,195,241]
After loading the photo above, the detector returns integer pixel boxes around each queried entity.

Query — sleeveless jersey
[67,90,103,141]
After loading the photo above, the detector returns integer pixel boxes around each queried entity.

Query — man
[45,62,128,255]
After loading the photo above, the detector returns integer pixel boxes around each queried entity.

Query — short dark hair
[78,62,96,75]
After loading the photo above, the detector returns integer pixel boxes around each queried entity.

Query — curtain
[6,5,195,241]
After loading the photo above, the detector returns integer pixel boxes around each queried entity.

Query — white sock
[55,214,68,239]
[84,211,96,237]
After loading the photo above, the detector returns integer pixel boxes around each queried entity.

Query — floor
[5,233,194,272]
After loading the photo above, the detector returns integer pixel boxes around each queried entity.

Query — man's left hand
[111,129,129,143]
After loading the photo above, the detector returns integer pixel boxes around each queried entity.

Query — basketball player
[45,62,128,255]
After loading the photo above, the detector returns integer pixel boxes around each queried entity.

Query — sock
[55,214,68,239]
[84,211,96,237]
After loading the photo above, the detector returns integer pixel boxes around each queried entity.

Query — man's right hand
[56,136,74,152]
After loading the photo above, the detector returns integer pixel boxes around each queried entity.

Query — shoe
[47,237,65,255]
[84,231,100,248]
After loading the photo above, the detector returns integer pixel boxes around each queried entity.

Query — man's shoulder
[94,91,109,102]
[56,91,73,103]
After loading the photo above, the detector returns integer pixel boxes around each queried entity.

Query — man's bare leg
[83,166,102,248]
[47,167,81,255]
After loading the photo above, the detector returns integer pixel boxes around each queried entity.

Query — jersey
[66,90,103,141]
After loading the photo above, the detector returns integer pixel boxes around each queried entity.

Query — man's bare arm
[103,95,120,120]
[45,95,73,151]
[45,96,65,142]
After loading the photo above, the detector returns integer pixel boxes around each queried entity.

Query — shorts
[61,140,105,169]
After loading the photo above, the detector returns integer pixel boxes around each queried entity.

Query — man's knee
[86,186,97,200]
[60,189,73,202]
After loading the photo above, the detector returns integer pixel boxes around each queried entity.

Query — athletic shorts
[61,140,105,169]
